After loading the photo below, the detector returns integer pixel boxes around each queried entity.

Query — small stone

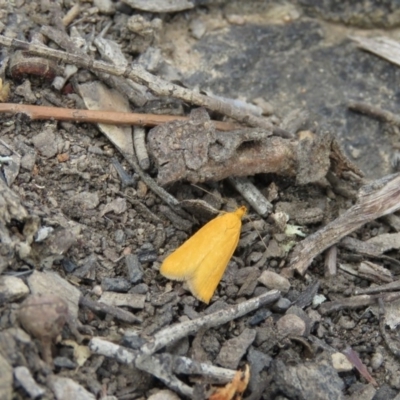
[216,328,256,369]
[0,276,29,304]
[32,126,58,158]
[276,314,306,337]
[101,277,131,293]
[131,283,148,294]
[338,315,356,330]
[27,270,80,319]
[114,229,125,244]
[14,366,45,398]
[249,309,271,326]
[122,330,146,349]
[226,14,245,25]
[99,292,145,309]
[370,352,384,370]
[136,181,148,198]
[48,376,96,400]
[189,18,206,39]
[125,254,144,283]
[237,268,260,297]
[0,354,12,400]
[271,297,291,313]
[57,153,69,163]
[70,191,100,210]
[258,270,290,293]
[332,352,353,372]
[92,285,103,296]
[53,356,77,369]
[312,293,326,307]
[147,389,181,400]
[94,0,114,14]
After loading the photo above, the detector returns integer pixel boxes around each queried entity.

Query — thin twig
[140,289,280,355]
[0,35,273,129]
[290,173,400,275]
[0,103,238,132]
[348,101,400,127]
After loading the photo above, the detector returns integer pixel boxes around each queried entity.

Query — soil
[1,1,400,400]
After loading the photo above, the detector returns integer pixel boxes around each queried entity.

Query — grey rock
[216,328,256,369]
[125,254,144,283]
[14,366,45,398]
[101,277,131,293]
[0,276,29,304]
[48,376,96,400]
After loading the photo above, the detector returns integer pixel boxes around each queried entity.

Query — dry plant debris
[2,2,400,399]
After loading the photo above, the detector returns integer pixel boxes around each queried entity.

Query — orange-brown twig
[0,103,239,132]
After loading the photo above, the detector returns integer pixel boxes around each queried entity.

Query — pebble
[147,389,180,400]
[276,314,306,337]
[237,268,260,297]
[189,18,206,39]
[27,270,80,319]
[101,277,131,293]
[338,315,356,330]
[0,276,29,303]
[53,356,77,369]
[370,352,384,370]
[32,126,58,158]
[312,293,327,307]
[48,376,96,400]
[99,292,145,309]
[94,0,114,14]
[258,270,291,293]
[215,328,256,369]
[247,347,272,393]
[114,229,125,244]
[13,366,45,398]
[249,309,271,326]
[131,283,148,294]
[125,254,144,283]
[331,352,353,372]
[122,329,146,349]
[271,297,291,313]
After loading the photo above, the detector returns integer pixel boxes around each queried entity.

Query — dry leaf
[208,365,250,400]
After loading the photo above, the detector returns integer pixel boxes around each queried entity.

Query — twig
[0,103,237,132]
[79,296,142,324]
[348,101,400,127]
[0,35,273,129]
[378,298,400,358]
[89,290,280,397]
[227,176,272,217]
[354,279,400,295]
[351,35,400,69]
[318,291,400,315]
[290,173,400,275]
[140,289,280,355]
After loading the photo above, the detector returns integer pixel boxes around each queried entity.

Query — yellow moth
[160,206,247,304]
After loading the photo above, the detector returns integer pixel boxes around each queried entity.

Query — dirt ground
[2,1,400,399]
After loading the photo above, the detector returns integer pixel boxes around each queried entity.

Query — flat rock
[216,328,256,370]
[14,366,45,398]
[48,376,96,400]
[99,291,145,309]
[27,271,80,319]
[0,276,29,304]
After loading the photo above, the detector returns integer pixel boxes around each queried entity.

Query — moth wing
[186,212,242,303]
[160,212,231,280]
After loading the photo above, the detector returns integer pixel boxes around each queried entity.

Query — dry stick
[354,279,400,295]
[0,35,272,129]
[289,173,400,275]
[351,35,400,69]
[89,290,280,397]
[319,291,400,315]
[89,339,193,396]
[348,101,400,127]
[140,289,280,355]
[0,103,237,132]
